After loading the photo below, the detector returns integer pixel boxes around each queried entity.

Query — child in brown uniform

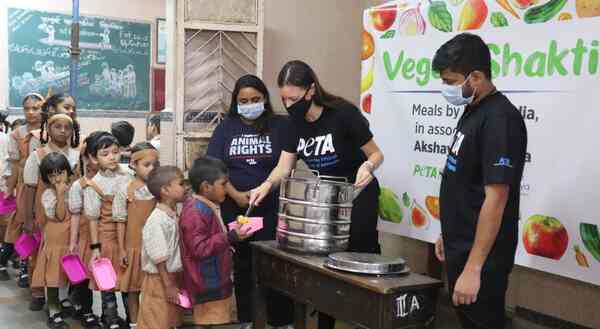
[24,113,80,312]
[115,142,159,328]
[31,152,75,329]
[68,132,109,329]
[0,93,43,284]
[138,166,186,329]
[84,133,130,329]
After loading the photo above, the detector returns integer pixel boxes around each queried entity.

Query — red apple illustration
[523,215,569,260]
[370,4,397,31]
[362,94,372,114]
[510,0,538,9]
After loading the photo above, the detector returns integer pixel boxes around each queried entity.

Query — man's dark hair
[432,33,492,79]
[111,121,135,148]
[147,165,183,200]
[189,156,228,194]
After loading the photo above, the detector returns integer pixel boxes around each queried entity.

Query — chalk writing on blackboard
[7,8,150,111]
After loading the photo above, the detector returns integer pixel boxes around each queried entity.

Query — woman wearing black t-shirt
[207,75,293,329]
[249,60,385,329]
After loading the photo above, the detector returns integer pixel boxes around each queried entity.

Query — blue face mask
[440,75,475,106]
[237,102,265,120]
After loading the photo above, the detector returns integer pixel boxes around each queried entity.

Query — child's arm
[4,134,19,196]
[55,181,68,222]
[157,262,179,304]
[22,153,39,232]
[142,215,178,303]
[113,182,128,268]
[83,185,102,263]
[67,183,82,253]
[117,222,127,268]
[41,189,58,222]
[69,214,80,253]
[181,210,232,259]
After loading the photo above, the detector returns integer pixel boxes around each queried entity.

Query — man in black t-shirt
[432,34,527,329]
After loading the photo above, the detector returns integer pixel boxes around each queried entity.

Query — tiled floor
[0,266,468,329]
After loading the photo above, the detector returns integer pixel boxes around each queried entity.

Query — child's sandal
[47,313,70,329]
[59,299,75,318]
[80,313,101,329]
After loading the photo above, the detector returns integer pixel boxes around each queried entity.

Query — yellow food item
[237,216,250,224]
[576,0,600,17]
[558,12,572,20]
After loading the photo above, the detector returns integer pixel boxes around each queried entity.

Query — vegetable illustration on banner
[363,0,600,286]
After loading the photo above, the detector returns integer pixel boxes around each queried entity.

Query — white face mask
[441,75,475,106]
[237,102,266,120]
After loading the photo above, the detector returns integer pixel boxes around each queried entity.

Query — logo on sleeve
[445,131,464,173]
[450,132,465,156]
[445,155,457,172]
[493,157,513,168]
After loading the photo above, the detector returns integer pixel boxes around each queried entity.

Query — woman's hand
[233,190,250,208]
[354,162,374,188]
[249,181,272,206]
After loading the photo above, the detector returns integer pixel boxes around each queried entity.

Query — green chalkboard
[8,8,151,111]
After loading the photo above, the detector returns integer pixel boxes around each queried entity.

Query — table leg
[294,301,307,329]
[253,248,267,329]
[253,284,268,329]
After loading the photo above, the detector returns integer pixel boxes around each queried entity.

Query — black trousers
[318,178,381,329]
[457,310,503,329]
[233,241,294,326]
[221,194,294,326]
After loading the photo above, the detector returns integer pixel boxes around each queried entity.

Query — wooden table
[252,241,444,329]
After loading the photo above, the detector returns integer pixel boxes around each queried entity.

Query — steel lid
[325,252,407,274]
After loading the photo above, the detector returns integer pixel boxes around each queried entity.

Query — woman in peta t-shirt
[207,74,294,329]
[249,60,385,329]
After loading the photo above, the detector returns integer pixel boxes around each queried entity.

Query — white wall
[0,0,166,143]
[262,0,365,112]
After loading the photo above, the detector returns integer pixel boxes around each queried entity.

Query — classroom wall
[262,0,365,112]
[0,0,166,143]
[360,1,600,328]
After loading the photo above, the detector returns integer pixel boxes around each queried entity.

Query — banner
[362,0,600,286]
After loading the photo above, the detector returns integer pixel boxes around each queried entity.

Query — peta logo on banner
[395,293,421,318]
[297,134,336,157]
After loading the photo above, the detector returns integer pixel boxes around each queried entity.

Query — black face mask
[285,90,312,123]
